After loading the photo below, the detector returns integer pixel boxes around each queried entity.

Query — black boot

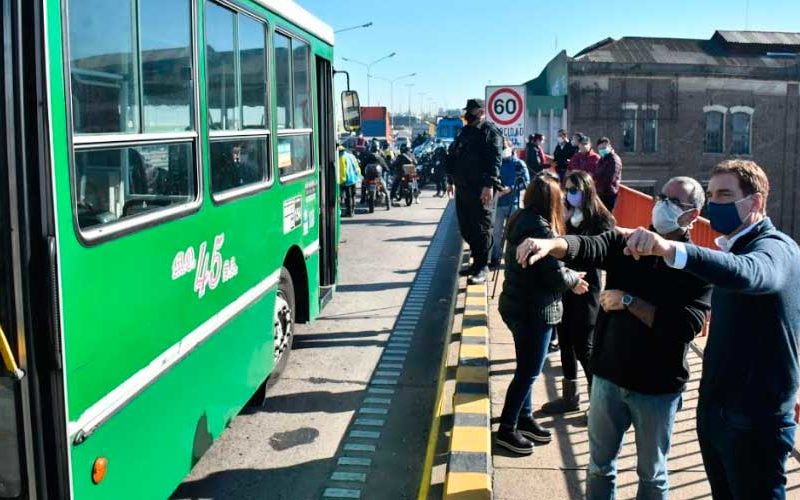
[495,426,534,455]
[540,379,581,414]
[516,416,552,444]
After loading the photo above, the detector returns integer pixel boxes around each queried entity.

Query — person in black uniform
[446,98,503,284]
[552,129,577,184]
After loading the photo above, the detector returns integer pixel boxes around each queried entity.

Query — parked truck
[360,106,393,143]
[436,116,464,141]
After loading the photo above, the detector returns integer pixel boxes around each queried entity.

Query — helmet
[400,144,409,153]
[381,140,390,149]
[369,141,379,153]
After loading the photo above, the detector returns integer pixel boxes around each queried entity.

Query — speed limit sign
[486,86,526,147]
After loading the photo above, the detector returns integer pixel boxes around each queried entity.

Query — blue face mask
[707,196,750,235]
[598,147,610,158]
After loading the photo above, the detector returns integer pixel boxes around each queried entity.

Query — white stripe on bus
[303,240,320,258]
[68,269,281,442]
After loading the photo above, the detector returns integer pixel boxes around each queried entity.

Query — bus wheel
[271,267,295,382]
[248,267,295,407]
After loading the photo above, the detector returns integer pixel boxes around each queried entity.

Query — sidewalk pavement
[487,271,800,500]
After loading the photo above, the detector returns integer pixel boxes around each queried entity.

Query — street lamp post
[405,83,415,118]
[342,52,397,106]
[417,92,428,118]
[372,72,416,129]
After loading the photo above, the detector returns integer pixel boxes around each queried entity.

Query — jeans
[342,184,356,216]
[697,401,796,500]
[587,376,682,500]
[491,202,517,263]
[499,318,553,428]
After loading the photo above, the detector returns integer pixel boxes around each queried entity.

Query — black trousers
[342,184,356,216]
[455,191,494,270]
[558,286,600,384]
[600,193,618,212]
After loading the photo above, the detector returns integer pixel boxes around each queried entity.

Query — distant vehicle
[395,136,411,149]
[436,116,464,140]
[361,106,393,142]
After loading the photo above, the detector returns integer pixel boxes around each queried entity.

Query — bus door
[315,56,336,299]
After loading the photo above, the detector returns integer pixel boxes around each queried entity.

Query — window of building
[704,110,724,153]
[205,1,270,197]
[622,107,636,153]
[67,0,198,236]
[642,107,658,153]
[274,31,312,179]
[730,110,752,155]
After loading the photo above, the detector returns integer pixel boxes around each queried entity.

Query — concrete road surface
[172,191,461,499]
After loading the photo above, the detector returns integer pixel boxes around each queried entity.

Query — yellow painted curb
[445,280,492,499]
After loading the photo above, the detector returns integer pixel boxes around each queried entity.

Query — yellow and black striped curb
[444,281,491,500]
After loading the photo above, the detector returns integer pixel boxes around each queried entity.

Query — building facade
[564,31,800,239]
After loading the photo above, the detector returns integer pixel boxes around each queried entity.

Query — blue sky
[302,0,799,115]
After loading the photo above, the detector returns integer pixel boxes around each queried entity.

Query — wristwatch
[622,294,634,309]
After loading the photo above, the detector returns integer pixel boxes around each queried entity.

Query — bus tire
[248,267,295,406]
[270,267,295,383]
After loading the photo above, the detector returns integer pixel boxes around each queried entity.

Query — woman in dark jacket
[496,172,588,455]
[541,171,615,415]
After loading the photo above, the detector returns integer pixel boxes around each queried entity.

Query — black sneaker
[488,259,500,271]
[495,427,534,455]
[468,267,489,285]
[516,417,552,444]
[459,266,476,277]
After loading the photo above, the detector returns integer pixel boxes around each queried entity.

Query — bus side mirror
[341,90,361,133]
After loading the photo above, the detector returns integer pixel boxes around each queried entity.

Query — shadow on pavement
[384,235,433,243]
[341,218,438,227]
[294,338,390,350]
[293,330,388,341]
[171,458,335,500]
[244,389,364,415]
[336,282,410,293]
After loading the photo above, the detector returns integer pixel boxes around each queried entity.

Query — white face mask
[652,199,689,235]
[502,147,513,159]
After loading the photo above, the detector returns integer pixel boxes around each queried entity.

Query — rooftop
[573,30,800,68]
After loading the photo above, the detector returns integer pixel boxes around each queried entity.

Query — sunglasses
[656,193,695,210]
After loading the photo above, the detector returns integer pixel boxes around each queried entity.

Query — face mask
[598,147,610,158]
[502,147,513,159]
[652,199,688,235]
[566,191,583,208]
[707,196,751,235]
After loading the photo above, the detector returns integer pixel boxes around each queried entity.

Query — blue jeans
[492,202,517,263]
[499,319,553,428]
[697,401,796,500]
[587,376,682,500]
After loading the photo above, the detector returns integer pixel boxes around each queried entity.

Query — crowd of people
[446,97,800,499]
[338,137,437,215]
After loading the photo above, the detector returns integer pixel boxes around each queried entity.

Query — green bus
[0,1,359,498]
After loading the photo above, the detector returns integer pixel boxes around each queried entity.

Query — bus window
[67,0,198,236]
[75,142,195,229]
[277,134,311,178]
[205,1,271,198]
[275,31,312,180]
[210,138,268,193]
[68,0,139,134]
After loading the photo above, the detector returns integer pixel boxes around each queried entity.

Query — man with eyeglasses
[514,176,712,499]
[624,160,800,499]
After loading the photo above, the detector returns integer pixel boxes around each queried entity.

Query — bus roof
[257,0,334,45]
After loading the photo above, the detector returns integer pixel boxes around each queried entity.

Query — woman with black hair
[541,170,615,415]
[496,172,589,455]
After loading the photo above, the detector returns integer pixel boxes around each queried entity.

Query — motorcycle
[363,163,390,213]
[397,164,420,206]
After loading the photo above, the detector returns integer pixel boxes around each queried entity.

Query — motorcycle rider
[391,144,420,204]
[359,141,389,204]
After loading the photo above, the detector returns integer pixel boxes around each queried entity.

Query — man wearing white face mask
[513,176,712,499]
[624,160,800,499]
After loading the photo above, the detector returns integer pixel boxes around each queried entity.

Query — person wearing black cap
[446,98,503,284]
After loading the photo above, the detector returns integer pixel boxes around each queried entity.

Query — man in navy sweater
[625,159,800,499]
